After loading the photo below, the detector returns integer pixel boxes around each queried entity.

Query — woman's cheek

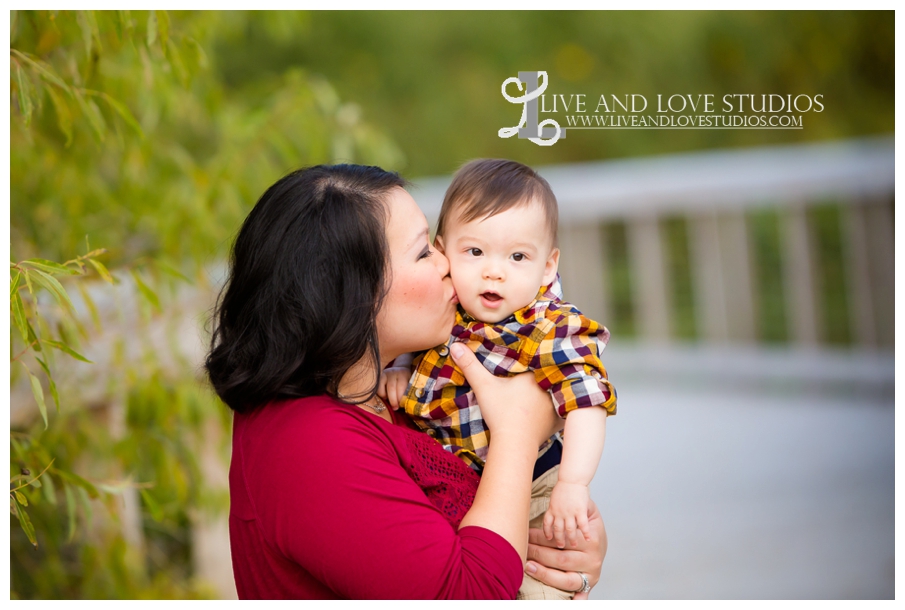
[416,269,441,300]
[412,271,447,331]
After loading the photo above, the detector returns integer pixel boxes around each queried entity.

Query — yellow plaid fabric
[401,277,617,473]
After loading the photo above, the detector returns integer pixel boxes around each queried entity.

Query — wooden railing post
[841,203,877,348]
[864,199,895,347]
[782,204,820,346]
[688,211,728,342]
[719,211,757,343]
[627,214,671,342]
[558,222,610,325]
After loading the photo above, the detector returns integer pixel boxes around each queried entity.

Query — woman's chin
[432,324,455,351]
[434,332,452,350]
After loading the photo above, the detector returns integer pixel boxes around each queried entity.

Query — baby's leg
[517,465,575,600]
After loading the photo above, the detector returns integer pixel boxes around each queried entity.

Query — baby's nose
[483,262,504,280]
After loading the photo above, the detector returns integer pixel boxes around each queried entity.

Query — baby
[379,159,616,600]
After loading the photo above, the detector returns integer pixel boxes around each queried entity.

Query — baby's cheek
[446,265,469,294]
[449,257,479,286]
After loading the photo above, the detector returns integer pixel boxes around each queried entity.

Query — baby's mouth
[480,291,503,307]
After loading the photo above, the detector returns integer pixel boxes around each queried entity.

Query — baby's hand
[377,367,411,410]
[543,481,591,549]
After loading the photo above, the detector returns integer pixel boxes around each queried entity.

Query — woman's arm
[450,343,607,595]
[451,342,562,562]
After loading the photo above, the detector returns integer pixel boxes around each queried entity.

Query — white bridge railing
[409,135,895,349]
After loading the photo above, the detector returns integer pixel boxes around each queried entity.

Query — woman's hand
[450,342,560,446]
[452,342,562,562]
[526,500,607,599]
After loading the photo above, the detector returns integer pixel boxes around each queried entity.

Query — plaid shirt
[401,276,617,473]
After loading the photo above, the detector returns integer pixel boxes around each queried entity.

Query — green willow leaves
[11,9,402,599]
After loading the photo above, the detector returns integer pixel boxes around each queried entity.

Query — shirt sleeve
[245,406,523,599]
[530,310,617,418]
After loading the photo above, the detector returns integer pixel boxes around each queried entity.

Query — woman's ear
[542,248,560,285]
[434,234,446,254]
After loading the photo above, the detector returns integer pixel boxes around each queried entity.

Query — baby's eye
[467,248,483,257]
[511,253,526,262]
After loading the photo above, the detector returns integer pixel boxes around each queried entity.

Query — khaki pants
[516,464,575,600]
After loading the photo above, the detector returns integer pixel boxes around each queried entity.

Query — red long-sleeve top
[228,395,524,599]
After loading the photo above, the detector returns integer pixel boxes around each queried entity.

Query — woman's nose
[433,246,450,277]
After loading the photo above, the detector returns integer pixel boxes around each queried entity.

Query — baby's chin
[460,301,524,325]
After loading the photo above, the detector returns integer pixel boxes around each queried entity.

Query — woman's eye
[511,253,526,262]
[467,248,483,257]
[419,246,434,260]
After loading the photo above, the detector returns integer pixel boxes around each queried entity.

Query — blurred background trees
[9,10,893,599]
[215,11,894,176]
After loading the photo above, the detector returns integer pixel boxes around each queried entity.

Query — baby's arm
[377,353,414,410]
[544,406,607,548]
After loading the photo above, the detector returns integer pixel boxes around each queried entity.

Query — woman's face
[376,187,458,364]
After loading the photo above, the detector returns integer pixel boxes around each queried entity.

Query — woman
[205,164,606,599]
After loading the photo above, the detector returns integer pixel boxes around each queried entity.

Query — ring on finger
[572,572,591,594]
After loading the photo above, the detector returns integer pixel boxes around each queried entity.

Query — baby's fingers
[543,511,555,541]
[565,516,580,548]
[376,374,389,400]
[577,509,591,542]
[387,376,403,410]
[552,516,567,549]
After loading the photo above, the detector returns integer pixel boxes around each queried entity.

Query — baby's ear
[542,248,560,285]
[434,234,446,254]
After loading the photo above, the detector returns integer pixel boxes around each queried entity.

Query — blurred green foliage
[10,10,401,599]
[661,218,696,340]
[748,209,789,344]
[808,204,852,346]
[602,223,636,338]
[215,10,894,177]
[10,10,402,267]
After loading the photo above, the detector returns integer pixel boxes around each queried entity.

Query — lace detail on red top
[398,422,480,528]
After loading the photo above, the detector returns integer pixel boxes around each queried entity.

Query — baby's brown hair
[436,159,558,246]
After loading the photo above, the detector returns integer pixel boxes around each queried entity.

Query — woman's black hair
[205,164,406,413]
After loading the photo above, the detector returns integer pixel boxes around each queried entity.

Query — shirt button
[415,389,424,398]
[438,346,449,357]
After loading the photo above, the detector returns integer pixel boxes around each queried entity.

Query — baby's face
[437,199,559,324]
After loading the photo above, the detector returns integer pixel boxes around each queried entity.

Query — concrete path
[588,358,894,599]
